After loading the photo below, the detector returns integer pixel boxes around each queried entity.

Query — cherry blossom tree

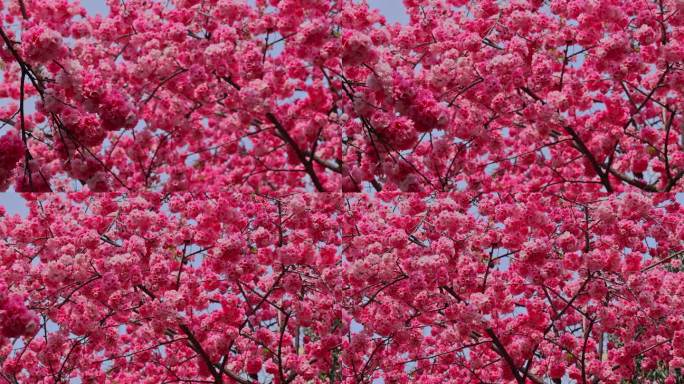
[0,192,683,383]
[1,0,684,384]
[0,0,682,192]
[340,192,684,384]
[341,0,684,194]
[1,193,346,383]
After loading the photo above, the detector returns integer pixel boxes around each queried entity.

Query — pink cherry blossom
[0,131,23,190]
[0,281,37,339]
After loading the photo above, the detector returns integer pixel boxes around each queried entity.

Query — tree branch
[266,112,326,192]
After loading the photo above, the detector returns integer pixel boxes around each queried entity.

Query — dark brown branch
[266,112,326,191]
[558,44,570,90]
[603,167,658,192]
[520,86,613,192]
[485,328,525,384]
[0,27,44,94]
[179,324,225,384]
[641,250,684,272]
[439,285,465,303]
[276,312,291,383]
[18,0,28,19]
[136,284,251,384]
[19,71,36,191]
[580,318,596,384]
[218,75,327,191]
[143,68,188,104]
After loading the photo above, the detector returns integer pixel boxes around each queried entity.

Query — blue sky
[80,0,409,22]
[370,0,409,23]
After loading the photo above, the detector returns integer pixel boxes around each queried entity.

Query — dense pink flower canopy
[0,0,684,384]
[0,0,682,193]
[1,192,684,384]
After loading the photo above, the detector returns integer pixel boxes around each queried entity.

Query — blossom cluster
[0,281,37,340]
[0,131,23,191]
